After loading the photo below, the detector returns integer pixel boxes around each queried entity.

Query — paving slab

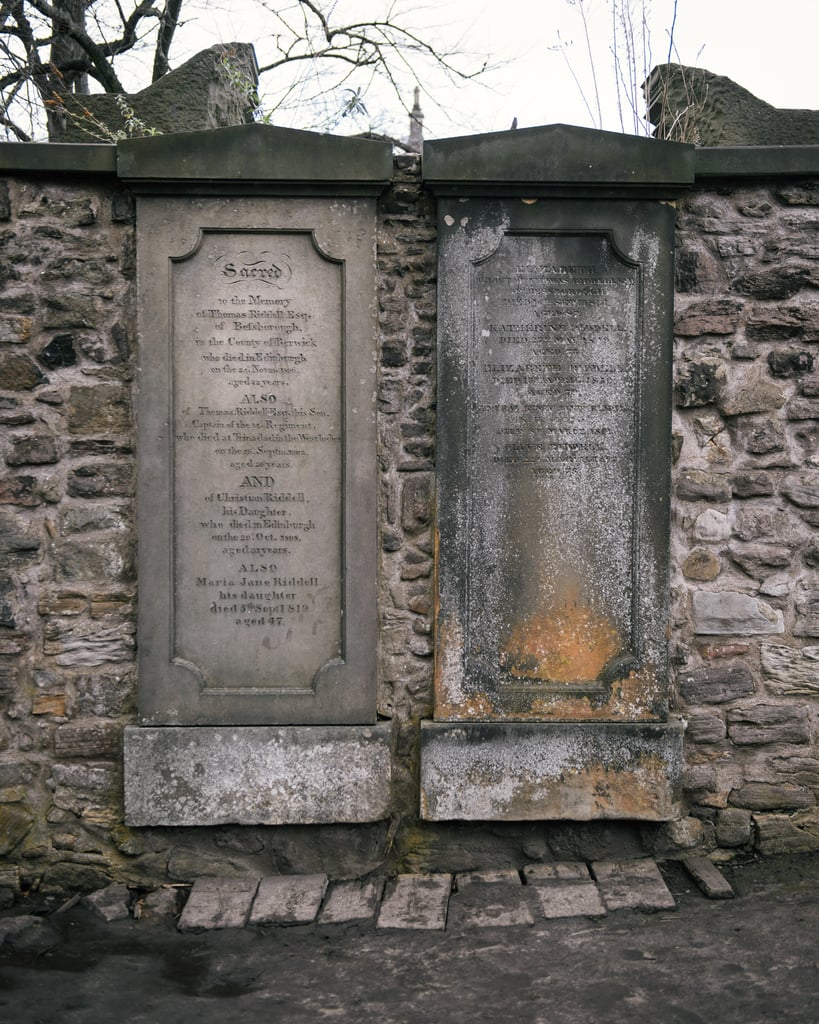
[249,874,329,926]
[455,869,522,886]
[2,851,818,1023]
[591,859,677,912]
[531,881,607,919]
[177,876,261,931]
[376,874,451,930]
[525,862,606,919]
[449,873,534,929]
[523,862,591,883]
[318,878,383,924]
[683,856,734,900]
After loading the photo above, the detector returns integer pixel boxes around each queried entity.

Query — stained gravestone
[421,126,691,819]
[122,125,393,825]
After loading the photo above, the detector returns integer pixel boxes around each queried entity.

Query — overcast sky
[176,0,819,140]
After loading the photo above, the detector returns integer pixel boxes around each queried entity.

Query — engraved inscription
[468,233,639,688]
[172,231,341,690]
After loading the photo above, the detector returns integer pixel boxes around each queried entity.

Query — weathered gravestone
[122,124,392,825]
[421,125,692,821]
[59,43,259,143]
[645,63,819,145]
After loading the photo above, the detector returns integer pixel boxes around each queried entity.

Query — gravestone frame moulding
[422,125,694,821]
[122,125,392,825]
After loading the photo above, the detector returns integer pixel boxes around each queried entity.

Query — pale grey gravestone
[121,124,392,826]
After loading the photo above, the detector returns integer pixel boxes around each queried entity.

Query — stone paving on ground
[171,857,699,932]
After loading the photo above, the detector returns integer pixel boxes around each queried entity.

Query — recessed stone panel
[135,192,379,725]
[172,230,342,696]
[434,196,676,721]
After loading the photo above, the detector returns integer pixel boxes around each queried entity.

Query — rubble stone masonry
[0,145,817,902]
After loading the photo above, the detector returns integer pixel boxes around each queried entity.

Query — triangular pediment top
[118,122,393,189]
[424,123,694,193]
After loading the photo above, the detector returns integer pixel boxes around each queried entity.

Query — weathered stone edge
[694,145,819,178]
[0,141,116,175]
[123,723,393,826]
[419,719,685,823]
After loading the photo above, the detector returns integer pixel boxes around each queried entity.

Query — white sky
[171,0,819,140]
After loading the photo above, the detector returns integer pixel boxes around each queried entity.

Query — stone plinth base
[419,720,683,822]
[124,723,392,826]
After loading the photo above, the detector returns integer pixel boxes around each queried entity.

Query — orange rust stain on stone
[435,691,498,720]
[500,600,620,683]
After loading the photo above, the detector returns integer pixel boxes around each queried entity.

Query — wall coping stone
[0,141,116,175]
[694,145,819,178]
[2,135,818,189]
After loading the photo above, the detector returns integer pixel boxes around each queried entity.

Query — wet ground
[1,852,818,1024]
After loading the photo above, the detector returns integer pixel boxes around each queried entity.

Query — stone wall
[0,172,138,899]
[0,142,818,902]
[672,176,819,857]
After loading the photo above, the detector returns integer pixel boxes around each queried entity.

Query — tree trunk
[51,0,90,94]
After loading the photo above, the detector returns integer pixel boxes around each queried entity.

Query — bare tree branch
[0,1,491,140]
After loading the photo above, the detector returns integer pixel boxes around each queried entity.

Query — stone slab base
[124,723,392,826]
[419,720,683,822]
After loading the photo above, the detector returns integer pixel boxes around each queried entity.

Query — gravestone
[60,43,259,142]
[122,124,392,825]
[645,64,819,146]
[421,125,691,820]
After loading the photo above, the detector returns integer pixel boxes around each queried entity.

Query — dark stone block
[726,704,811,745]
[675,249,699,292]
[0,474,46,506]
[728,543,792,579]
[0,352,47,391]
[731,470,773,498]
[675,299,742,337]
[677,662,755,704]
[674,362,722,407]
[67,463,134,498]
[111,191,135,223]
[38,334,77,369]
[676,469,731,502]
[729,783,815,811]
[5,434,58,466]
[768,349,815,378]
[731,266,812,301]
